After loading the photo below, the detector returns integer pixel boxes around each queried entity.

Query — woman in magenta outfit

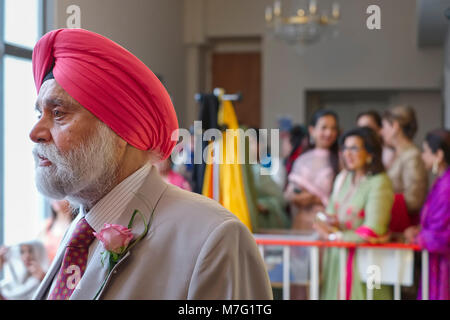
[404,129,450,300]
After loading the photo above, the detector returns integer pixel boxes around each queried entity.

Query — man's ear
[118,138,128,148]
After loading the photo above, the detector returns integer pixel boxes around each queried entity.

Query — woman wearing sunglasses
[315,127,394,300]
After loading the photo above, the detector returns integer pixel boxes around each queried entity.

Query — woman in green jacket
[314,127,394,300]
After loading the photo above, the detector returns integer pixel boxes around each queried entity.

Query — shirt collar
[80,162,152,232]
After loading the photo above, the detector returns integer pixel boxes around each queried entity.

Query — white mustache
[32,143,60,164]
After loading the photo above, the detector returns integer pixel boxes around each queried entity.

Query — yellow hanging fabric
[201,99,252,231]
[217,100,252,231]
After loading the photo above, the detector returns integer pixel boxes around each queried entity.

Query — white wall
[52,0,187,127]
[445,25,450,129]
[182,0,444,129]
[204,0,273,37]
[262,0,444,128]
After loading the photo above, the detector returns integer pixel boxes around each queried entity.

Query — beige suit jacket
[33,166,273,300]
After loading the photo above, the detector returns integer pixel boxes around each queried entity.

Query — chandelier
[265,0,340,45]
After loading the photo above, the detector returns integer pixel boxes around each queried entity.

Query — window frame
[0,0,46,246]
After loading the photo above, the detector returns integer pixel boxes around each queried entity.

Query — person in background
[356,110,382,132]
[404,129,450,300]
[155,156,192,191]
[285,110,339,232]
[283,125,308,187]
[38,200,74,263]
[381,105,428,226]
[357,109,408,235]
[315,127,394,300]
[284,111,339,299]
[248,130,290,230]
[273,118,291,189]
[0,241,49,300]
[356,110,395,169]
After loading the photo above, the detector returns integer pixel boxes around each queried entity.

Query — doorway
[210,50,262,129]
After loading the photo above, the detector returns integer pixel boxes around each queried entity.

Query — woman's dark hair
[308,109,340,174]
[284,125,307,176]
[289,125,307,154]
[339,127,385,175]
[382,105,418,140]
[425,129,450,165]
[310,109,339,128]
[356,110,382,128]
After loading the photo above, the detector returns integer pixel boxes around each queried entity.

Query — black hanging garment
[192,94,219,194]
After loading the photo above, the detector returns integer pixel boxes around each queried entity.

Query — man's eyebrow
[35,97,73,112]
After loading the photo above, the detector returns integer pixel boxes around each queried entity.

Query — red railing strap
[254,237,421,251]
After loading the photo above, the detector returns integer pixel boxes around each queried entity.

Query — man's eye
[53,109,64,118]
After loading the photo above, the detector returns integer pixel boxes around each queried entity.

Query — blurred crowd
[167,104,450,300]
[0,200,74,300]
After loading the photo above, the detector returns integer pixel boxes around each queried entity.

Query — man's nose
[29,117,51,143]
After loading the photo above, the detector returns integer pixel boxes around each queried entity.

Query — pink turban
[32,28,178,160]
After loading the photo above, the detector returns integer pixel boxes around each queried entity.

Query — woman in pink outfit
[285,110,340,232]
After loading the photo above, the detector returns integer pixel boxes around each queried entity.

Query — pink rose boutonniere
[92,208,153,299]
[94,224,134,262]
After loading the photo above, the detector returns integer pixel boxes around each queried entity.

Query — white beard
[33,122,121,209]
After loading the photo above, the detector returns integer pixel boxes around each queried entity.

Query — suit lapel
[33,213,84,300]
[70,166,168,300]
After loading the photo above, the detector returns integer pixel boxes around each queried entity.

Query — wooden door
[211,52,261,129]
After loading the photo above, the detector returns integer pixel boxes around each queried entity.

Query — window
[1,0,44,246]
[5,0,40,49]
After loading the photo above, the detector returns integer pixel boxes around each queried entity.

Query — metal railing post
[309,246,320,300]
[339,247,346,300]
[421,250,429,300]
[366,249,374,300]
[394,250,402,300]
[283,245,290,300]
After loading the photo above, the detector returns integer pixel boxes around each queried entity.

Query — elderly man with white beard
[33,85,126,210]
[30,28,272,300]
